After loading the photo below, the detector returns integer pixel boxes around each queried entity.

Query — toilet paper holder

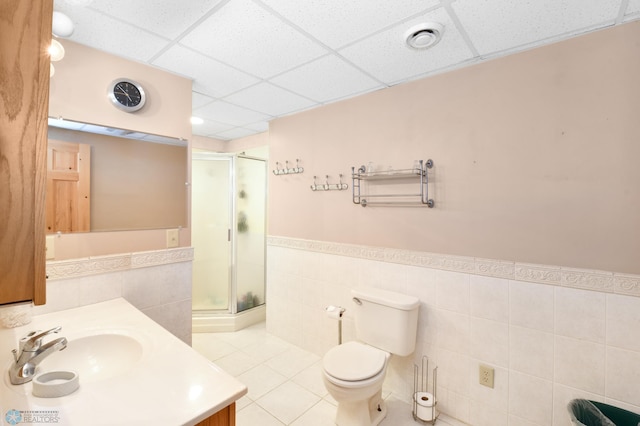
[413,355,438,424]
[325,305,345,344]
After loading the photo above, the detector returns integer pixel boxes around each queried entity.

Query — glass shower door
[235,156,266,312]
[191,154,231,311]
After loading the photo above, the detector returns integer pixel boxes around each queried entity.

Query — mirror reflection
[47,118,188,233]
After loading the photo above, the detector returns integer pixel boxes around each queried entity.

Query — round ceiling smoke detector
[404,23,444,50]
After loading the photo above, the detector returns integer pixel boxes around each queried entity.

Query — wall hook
[273,159,304,176]
[310,173,348,191]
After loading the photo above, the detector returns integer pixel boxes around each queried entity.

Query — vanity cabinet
[0,0,52,305]
[195,403,236,426]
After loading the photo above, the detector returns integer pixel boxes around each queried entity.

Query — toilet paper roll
[325,305,344,320]
[414,392,436,421]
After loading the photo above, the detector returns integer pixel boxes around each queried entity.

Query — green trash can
[568,399,640,426]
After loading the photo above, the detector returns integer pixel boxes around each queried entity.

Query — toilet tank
[352,288,420,357]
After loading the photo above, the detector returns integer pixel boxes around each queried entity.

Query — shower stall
[191,151,267,332]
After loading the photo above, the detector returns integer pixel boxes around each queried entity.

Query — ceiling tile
[192,92,216,111]
[192,118,235,137]
[195,101,272,127]
[626,0,640,17]
[85,0,224,39]
[224,83,318,117]
[244,121,270,132]
[179,0,328,78]
[153,45,260,98]
[270,54,383,103]
[53,2,168,62]
[452,0,621,55]
[339,8,474,85]
[261,0,440,49]
[215,127,260,140]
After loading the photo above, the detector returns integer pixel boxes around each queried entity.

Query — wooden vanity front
[195,402,236,426]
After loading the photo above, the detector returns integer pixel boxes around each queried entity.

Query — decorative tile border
[514,262,562,285]
[46,247,194,280]
[267,236,640,298]
[561,267,614,292]
[131,247,195,269]
[614,274,640,296]
[46,254,131,280]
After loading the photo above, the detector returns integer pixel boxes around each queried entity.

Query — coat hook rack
[273,159,304,175]
[310,174,348,191]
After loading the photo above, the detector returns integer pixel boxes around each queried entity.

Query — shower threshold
[192,304,266,333]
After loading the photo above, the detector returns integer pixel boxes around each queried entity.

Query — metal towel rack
[351,159,434,207]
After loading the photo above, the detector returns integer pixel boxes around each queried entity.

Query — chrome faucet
[9,326,68,385]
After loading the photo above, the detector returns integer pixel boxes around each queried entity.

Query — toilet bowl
[322,341,390,426]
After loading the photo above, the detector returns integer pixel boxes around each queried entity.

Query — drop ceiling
[53,0,640,141]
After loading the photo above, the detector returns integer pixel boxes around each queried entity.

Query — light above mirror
[48,117,187,147]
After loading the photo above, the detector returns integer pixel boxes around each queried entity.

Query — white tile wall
[31,249,193,344]
[555,287,606,343]
[266,239,640,425]
[606,293,640,352]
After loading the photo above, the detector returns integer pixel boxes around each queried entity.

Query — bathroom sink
[37,332,144,383]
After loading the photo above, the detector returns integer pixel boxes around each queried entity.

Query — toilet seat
[323,341,388,382]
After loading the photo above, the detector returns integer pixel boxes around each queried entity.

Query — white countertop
[0,299,247,425]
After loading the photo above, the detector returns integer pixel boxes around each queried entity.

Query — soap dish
[32,370,79,398]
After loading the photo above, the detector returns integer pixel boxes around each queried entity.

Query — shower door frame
[191,151,266,316]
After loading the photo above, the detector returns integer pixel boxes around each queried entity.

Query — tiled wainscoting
[34,248,193,344]
[266,237,640,426]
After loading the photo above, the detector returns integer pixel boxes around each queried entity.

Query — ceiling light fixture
[48,39,65,62]
[52,11,74,38]
[404,23,444,50]
[190,117,204,125]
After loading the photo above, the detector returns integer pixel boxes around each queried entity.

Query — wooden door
[46,141,91,233]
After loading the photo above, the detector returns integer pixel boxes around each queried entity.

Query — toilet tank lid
[352,288,419,310]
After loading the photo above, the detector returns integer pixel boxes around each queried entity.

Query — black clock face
[113,81,142,107]
[108,79,146,112]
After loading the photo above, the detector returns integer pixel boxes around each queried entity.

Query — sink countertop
[0,298,247,426]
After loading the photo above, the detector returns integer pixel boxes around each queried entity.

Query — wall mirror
[47,117,188,234]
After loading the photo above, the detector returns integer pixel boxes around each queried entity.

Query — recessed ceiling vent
[404,23,444,50]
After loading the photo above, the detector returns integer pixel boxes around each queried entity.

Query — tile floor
[192,322,461,426]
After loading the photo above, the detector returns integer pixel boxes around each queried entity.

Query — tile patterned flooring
[192,322,459,426]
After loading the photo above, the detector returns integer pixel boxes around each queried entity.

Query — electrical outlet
[166,229,179,248]
[45,235,55,260]
[479,364,494,388]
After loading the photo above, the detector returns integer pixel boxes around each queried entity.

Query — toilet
[322,288,420,426]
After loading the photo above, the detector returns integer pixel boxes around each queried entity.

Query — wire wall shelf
[351,159,434,207]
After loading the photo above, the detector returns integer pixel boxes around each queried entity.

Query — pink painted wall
[49,40,191,140]
[268,21,640,274]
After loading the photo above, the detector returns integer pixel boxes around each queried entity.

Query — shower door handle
[228,229,231,242]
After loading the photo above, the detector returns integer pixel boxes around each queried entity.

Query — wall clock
[107,79,146,112]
